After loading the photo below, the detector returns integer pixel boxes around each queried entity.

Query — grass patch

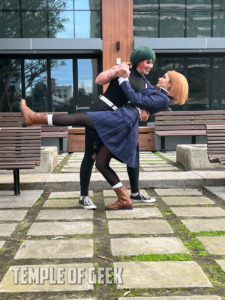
[194,231,225,237]
[184,238,208,257]
[117,253,192,261]
[161,208,174,217]
[205,261,225,287]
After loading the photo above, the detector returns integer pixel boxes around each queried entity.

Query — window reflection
[213,58,225,109]
[0,59,21,112]
[22,11,48,38]
[48,0,73,10]
[133,12,158,38]
[75,11,100,38]
[0,0,19,9]
[160,12,185,37]
[133,0,158,10]
[214,0,225,9]
[25,59,48,112]
[160,0,185,10]
[0,12,20,38]
[187,0,211,10]
[49,11,74,38]
[51,59,73,112]
[213,11,225,37]
[77,59,98,112]
[21,0,47,10]
[187,12,211,37]
[75,0,100,10]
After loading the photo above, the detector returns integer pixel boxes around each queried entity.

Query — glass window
[160,11,185,37]
[0,59,21,112]
[213,11,225,37]
[187,0,211,10]
[75,11,100,38]
[214,0,225,9]
[187,11,211,37]
[0,0,19,9]
[187,58,210,110]
[22,11,47,38]
[48,0,73,10]
[51,59,73,112]
[212,58,225,109]
[133,0,159,11]
[25,59,48,112]
[160,0,185,10]
[75,0,100,10]
[77,59,98,112]
[133,12,158,37]
[21,0,47,10]
[0,12,20,38]
[49,11,74,38]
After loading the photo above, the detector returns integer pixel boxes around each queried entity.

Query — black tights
[53,113,120,186]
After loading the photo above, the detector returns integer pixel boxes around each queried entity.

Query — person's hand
[139,109,150,121]
[118,67,130,78]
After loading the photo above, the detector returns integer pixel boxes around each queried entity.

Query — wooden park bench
[155,110,225,152]
[0,127,41,195]
[206,124,225,165]
[0,112,68,153]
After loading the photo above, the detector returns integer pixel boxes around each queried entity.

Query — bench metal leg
[13,169,20,196]
[161,137,166,153]
[192,136,196,144]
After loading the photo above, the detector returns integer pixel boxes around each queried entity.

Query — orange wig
[167,71,189,105]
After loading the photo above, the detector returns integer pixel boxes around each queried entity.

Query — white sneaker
[79,196,97,210]
[130,192,156,203]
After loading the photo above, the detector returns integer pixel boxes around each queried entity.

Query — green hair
[130,46,156,67]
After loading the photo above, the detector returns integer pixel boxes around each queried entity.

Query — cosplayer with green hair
[130,46,156,67]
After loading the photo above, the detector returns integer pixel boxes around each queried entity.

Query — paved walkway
[0,152,225,299]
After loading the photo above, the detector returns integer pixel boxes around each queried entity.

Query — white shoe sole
[131,198,156,203]
[79,204,96,210]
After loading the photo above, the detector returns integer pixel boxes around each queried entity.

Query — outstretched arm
[95,63,130,85]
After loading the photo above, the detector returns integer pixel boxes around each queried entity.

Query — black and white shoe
[79,196,97,210]
[130,192,156,203]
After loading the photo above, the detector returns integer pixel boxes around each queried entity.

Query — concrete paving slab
[193,170,225,185]
[155,188,203,196]
[197,236,225,255]
[141,161,170,165]
[49,191,93,198]
[171,207,225,217]
[61,168,79,173]
[0,224,18,237]
[111,237,189,256]
[118,296,222,300]
[143,166,178,171]
[181,219,225,232]
[108,220,173,234]
[0,263,94,292]
[215,259,225,273]
[0,210,28,221]
[0,241,5,249]
[36,209,93,220]
[114,261,212,289]
[27,221,93,236]
[161,196,215,206]
[103,189,149,197]
[106,207,163,219]
[205,186,225,201]
[0,190,43,208]
[14,239,93,259]
[43,199,79,208]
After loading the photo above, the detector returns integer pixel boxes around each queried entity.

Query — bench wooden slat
[206,124,225,164]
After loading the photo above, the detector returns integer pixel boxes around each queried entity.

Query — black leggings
[53,113,120,187]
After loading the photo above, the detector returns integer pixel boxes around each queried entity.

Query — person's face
[136,59,154,75]
[155,73,171,91]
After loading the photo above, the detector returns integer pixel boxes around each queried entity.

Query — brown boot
[20,99,48,127]
[105,186,133,210]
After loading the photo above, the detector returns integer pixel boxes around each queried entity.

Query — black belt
[124,104,139,116]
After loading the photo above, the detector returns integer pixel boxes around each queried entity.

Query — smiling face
[136,59,154,75]
[155,73,171,91]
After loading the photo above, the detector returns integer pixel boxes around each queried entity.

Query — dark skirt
[87,106,139,168]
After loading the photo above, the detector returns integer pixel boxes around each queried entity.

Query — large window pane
[214,0,225,9]
[25,59,48,112]
[75,11,100,38]
[77,59,98,112]
[187,12,211,37]
[187,58,210,110]
[48,0,73,10]
[187,0,211,9]
[49,11,74,38]
[51,59,73,112]
[21,0,47,10]
[133,12,158,38]
[22,11,47,38]
[0,59,21,112]
[75,0,100,10]
[160,0,185,10]
[213,11,225,37]
[160,12,184,37]
[212,58,225,109]
[0,0,19,9]
[0,12,20,38]
[133,0,159,11]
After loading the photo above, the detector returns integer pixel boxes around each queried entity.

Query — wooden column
[101,0,133,90]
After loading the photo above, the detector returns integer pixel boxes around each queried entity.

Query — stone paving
[0,152,224,299]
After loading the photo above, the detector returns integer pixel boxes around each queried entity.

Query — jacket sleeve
[120,80,169,114]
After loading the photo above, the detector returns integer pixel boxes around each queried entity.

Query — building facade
[1,0,225,115]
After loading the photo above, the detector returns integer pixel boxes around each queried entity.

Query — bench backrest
[0,112,68,137]
[206,124,225,163]
[0,127,41,169]
[155,110,225,132]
